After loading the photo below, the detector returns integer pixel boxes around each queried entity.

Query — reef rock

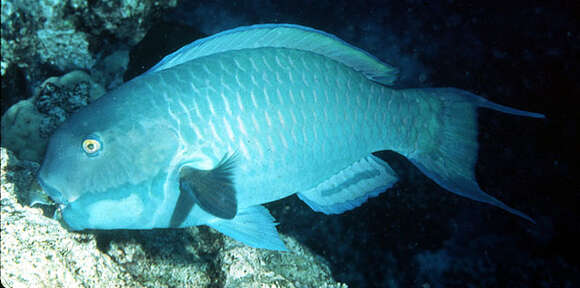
[1,0,178,82]
[0,148,136,288]
[0,147,346,288]
[1,71,105,162]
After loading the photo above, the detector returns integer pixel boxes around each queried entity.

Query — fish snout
[37,171,66,205]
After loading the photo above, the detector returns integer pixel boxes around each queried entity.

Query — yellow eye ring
[82,138,101,155]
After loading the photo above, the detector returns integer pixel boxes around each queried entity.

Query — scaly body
[143,48,427,208]
[38,24,543,250]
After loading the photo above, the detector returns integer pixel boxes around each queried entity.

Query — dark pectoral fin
[170,180,196,227]
[178,154,238,220]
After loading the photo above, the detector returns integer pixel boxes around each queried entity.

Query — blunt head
[38,90,179,230]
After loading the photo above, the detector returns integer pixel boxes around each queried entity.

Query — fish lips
[37,172,66,206]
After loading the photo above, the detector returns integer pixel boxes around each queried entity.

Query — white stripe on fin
[298,155,398,214]
[145,24,399,85]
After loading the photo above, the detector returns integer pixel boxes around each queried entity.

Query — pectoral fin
[169,181,196,227]
[177,154,238,220]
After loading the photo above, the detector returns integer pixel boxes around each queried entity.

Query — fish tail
[404,88,544,223]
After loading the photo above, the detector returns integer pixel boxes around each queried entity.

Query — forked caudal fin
[405,88,544,223]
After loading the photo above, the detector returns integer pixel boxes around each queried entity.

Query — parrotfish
[38,24,544,250]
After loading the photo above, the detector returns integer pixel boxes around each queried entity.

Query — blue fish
[38,24,544,250]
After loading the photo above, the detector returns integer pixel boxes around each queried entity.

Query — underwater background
[1,0,578,287]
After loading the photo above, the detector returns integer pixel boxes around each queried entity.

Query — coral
[1,98,46,162]
[79,0,179,46]
[36,28,95,72]
[1,71,105,162]
[1,0,178,84]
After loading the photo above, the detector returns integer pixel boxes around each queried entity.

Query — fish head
[38,93,180,230]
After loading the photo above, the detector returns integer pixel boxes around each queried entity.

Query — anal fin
[298,154,398,214]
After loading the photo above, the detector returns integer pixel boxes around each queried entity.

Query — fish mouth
[37,176,65,205]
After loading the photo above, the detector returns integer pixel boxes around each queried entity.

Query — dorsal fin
[146,24,399,85]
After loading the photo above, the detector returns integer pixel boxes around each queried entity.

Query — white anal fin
[206,205,287,251]
[298,154,398,214]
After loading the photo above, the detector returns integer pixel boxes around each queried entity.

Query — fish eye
[81,136,102,156]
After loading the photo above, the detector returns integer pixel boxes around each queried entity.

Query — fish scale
[144,47,395,207]
[38,24,543,250]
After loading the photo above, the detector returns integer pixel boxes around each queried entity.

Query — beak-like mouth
[27,179,53,206]
[37,175,65,205]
